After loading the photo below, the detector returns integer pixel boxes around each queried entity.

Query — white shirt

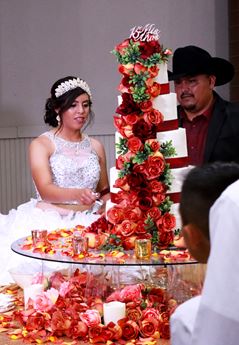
[170,179,239,345]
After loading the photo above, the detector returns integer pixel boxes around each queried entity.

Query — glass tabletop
[11,236,197,267]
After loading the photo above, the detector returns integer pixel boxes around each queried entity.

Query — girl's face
[61,93,91,130]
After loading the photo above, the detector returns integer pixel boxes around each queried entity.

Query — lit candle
[24,283,43,309]
[103,301,126,325]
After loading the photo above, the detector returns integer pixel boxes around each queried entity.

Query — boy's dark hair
[180,162,239,239]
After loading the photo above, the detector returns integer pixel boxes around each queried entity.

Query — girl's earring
[56,115,60,124]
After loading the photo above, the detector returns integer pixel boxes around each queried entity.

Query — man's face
[174,74,216,114]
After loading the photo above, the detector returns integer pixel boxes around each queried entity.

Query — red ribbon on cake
[166,192,181,203]
[165,157,189,168]
[156,119,179,132]
[158,83,170,95]
[110,192,121,204]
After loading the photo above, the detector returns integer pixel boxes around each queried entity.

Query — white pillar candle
[24,283,43,309]
[103,301,126,325]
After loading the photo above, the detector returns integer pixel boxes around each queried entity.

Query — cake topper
[129,24,160,42]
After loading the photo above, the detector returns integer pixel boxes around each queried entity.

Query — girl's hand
[77,189,99,205]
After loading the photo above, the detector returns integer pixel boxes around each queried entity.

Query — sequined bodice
[36,131,101,202]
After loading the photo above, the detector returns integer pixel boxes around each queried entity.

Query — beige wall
[0,0,229,134]
[0,0,230,212]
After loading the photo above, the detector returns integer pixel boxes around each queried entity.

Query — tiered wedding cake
[105,24,191,249]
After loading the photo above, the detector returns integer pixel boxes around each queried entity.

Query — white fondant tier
[170,203,181,231]
[157,128,188,158]
[168,166,192,193]
[117,92,177,123]
[154,62,168,84]
[110,166,120,193]
[152,93,177,121]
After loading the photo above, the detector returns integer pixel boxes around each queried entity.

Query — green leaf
[115,137,128,155]
[160,140,177,157]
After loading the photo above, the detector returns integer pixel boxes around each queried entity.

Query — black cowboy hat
[168,45,235,86]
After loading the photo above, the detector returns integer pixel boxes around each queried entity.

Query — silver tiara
[55,77,92,100]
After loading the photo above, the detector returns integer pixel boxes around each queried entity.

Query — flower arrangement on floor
[7,268,177,344]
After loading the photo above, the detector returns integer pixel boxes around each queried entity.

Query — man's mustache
[181,92,194,98]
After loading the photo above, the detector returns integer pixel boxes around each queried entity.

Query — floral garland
[104,31,177,250]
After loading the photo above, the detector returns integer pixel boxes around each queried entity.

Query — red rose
[114,176,130,191]
[118,75,131,93]
[115,38,130,54]
[149,180,165,193]
[148,65,159,78]
[127,136,143,153]
[135,220,147,235]
[158,231,174,247]
[124,206,142,222]
[88,324,111,343]
[147,288,166,306]
[138,40,161,59]
[118,63,134,75]
[107,206,124,224]
[144,109,163,126]
[122,235,138,250]
[159,320,170,339]
[132,118,156,142]
[152,193,166,206]
[116,220,136,237]
[118,319,139,340]
[139,100,153,112]
[116,93,141,116]
[25,313,45,331]
[127,172,146,189]
[124,114,139,125]
[147,207,161,221]
[133,162,148,176]
[139,318,158,337]
[146,155,165,180]
[147,82,162,97]
[145,139,160,152]
[138,195,153,211]
[158,212,176,231]
[134,62,147,74]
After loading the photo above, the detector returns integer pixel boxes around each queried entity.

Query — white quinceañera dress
[0,131,101,284]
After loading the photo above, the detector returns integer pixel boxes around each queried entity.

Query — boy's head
[180,162,239,262]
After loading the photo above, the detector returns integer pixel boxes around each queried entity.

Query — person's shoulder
[221,180,239,199]
[30,131,54,151]
[88,136,103,149]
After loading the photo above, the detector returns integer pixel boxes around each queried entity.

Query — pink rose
[33,292,55,312]
[142,308,161,325]
[80,309,101,328]
[119,284,142,303]
[59,281,71,297]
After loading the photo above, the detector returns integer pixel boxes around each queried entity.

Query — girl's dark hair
[44,76,94,129]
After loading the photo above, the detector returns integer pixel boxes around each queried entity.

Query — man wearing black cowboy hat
[169,45,239,165]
